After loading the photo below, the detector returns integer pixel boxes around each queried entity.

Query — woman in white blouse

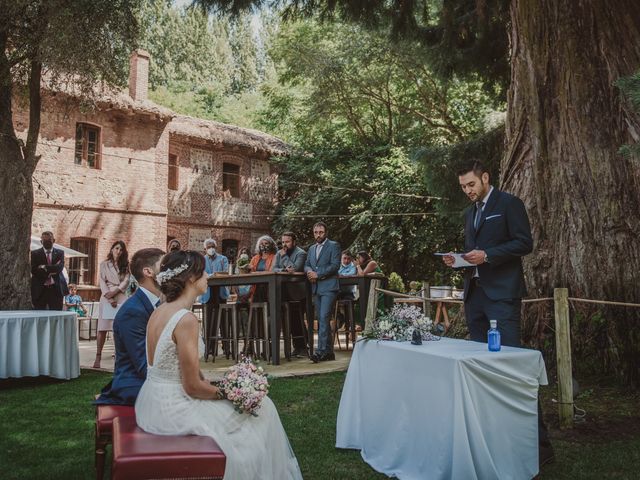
[93,240,130,368]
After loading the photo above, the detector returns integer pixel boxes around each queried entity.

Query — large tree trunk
[0,39,38,310]
[503,0,640,384]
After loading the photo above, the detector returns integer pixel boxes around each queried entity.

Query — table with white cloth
[0,311,80,380]
[336,337,548,480]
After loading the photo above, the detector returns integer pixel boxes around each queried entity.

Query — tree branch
[25,59,42,170]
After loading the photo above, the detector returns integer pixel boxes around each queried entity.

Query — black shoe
[291,347,309,358]
[310,352,335,363]
[539,443,555,468]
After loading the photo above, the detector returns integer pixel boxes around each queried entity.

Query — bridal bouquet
[363,304,438,342]
[218,356,270,416]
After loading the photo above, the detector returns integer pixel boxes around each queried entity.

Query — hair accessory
[156,263,189,285]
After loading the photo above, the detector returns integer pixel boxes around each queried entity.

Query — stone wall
[167,136,276,261]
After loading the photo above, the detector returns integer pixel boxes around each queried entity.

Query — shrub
[388,272,405,293]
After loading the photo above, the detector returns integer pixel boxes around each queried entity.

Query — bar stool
[333,298,355,350]
[244,302,270,361]
[191,302,205,337]
[208,304,238,362]
[282,301,307,360]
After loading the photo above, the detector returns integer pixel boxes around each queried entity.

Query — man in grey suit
[273,232,309,357]
[304,222,341,362]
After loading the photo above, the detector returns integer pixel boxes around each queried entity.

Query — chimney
[129,49,150,101]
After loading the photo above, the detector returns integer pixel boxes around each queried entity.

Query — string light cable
[1,132,445,202]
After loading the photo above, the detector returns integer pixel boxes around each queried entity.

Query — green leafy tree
[198,0,640,386]
[0,0,140,309]
[229,14,259,92]
[137,0,234,93]
[271,146,462,282]
[263,20,498,148]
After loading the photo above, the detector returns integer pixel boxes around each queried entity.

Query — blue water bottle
[488,319,501,351]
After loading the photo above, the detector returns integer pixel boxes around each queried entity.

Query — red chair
[95,403,136,480]
[112,416,226,480]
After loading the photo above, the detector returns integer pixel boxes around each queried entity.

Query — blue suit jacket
[304,239,341,295]
[463,188,533,301]
[95,287,153,405]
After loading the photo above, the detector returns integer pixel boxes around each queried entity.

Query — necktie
[474,201,484,231]
[45,251,54,286]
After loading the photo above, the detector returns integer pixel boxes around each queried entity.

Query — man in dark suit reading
[95,248,164,405]
[443,159,553,465]
[31,231,65,310]
[444,160,533,345]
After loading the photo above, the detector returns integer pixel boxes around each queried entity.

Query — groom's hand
[462,249,486,265]
[443,254,455,267]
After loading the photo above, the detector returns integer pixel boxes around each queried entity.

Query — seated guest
[235,247,251,274]
[335,251,357,331]
[249,235,277,302]
[356,250,385,319]
[199,238,230,356]
[167,239,182,252]
[273,232,308,357]
[355,250,382,275]
[64,284,87,316]
[95,248,165,405]
[338,250,357,300]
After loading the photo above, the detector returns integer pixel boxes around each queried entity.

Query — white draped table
[0,311,80,380]
[336,338,547,480]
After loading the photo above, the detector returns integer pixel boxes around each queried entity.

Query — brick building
[16,50,287,298]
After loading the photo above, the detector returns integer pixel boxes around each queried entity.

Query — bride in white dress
[135,250,303,480]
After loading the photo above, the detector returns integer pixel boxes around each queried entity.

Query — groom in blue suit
[95,248,164,405]
[305,222,341,362]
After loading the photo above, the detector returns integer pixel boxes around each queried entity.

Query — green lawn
[1,371,639,479]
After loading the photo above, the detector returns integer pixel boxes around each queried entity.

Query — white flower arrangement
[363,304,439,342]
[218,356,270,416]
[156,263,189,285]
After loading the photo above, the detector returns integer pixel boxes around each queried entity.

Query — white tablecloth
[336,338,548,480]
[0,311,80,380]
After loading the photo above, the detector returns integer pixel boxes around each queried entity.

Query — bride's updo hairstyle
[158,250,206,302]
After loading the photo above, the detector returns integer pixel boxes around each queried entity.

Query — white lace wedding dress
[135,308,303,480]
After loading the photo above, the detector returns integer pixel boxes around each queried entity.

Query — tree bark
[503,0,640,384]
[0,38,37,310]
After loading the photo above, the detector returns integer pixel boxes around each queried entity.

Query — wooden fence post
[365,279,380,330]
[554,287,574,429]
[422,282,431,318]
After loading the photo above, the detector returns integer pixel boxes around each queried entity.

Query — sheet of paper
[435,253,474,268]
[101,302,123,320]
